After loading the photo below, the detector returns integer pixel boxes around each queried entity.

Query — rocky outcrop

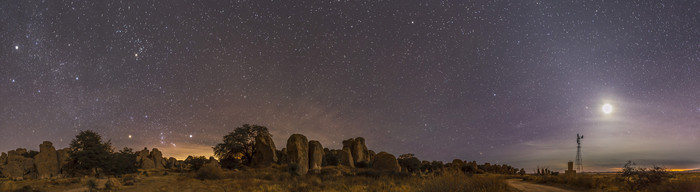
[136,149,155,169]
[308,140,323,171]
[0,152,7,165]
[2,149,35,179]
[286,134,309,175]
[253,134,277,167]
[34,141,59,179]
[166,157,179,169]
[371,152,400,172]
[342,137,370,166]
[337,148,355,168]
[56,148,70,174]
[150,148,165,169]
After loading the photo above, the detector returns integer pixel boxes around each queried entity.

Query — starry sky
[2,1,699,172]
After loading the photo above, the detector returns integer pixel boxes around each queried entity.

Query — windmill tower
[575,133,584,172]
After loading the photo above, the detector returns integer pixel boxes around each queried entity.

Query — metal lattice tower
[575,133,584,172]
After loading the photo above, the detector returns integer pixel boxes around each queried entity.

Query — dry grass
[524,172,700,192]
[0,166,516,192]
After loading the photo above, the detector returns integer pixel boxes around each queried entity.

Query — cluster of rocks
[250,134,401,175]
[0,141,70,180]
[136,148,182,170]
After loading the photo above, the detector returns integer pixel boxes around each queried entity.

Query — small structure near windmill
[565,161,576,175]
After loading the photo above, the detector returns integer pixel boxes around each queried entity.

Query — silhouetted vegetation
[65,130,113,176]
[21,150,39,159]
[103,147,139,176]
[618,161,672,191]
[213,124,271,165]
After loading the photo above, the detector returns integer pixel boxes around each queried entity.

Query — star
[189,134,193,138]
[128,134,132,139]
[14,45,18,50]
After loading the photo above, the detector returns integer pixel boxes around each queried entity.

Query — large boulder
[2,149,35,179]
[253,134,277,167]
[34,141,59,179]
[56,148,71,174]
[308,140,324,171]
[338,148,355,168]
[1,152,7,164]
[342,137,370,166]
[371,152,400,172]
[286,134,309,175]
[150,148,165,169]
[136,149,155,169]
[166,157,178,169]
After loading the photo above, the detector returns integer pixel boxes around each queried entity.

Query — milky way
[2,1,699,171]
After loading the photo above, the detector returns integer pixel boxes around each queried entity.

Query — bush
[196,163,224,180]
[618,161,672,191]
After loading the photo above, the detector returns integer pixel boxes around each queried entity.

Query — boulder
[338,148,355,168]
[308,140,324,171]
[2,149,35,179]
[166,157,178,169]
[150,148,164,169]
[398,156,421,173]
[106,178,122,189]
[342,137,370,165]
[371,152,400,172]
[1,152,7,165]
[34,141,59,179]
[56,148,71,174]
[252,134,277,167]
[286,134,309,175]
[277,148,288,164]
[141,157,155,169]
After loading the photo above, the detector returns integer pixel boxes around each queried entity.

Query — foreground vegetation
[523,162,700,192]
[0,165,516,192]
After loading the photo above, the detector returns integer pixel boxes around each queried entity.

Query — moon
[602,103,613,114]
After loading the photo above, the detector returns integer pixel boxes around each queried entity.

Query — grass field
[0,165,516,192]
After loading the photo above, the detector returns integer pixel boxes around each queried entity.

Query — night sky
[2,1,699,172]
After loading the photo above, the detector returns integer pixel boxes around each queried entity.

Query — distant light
[128,134,132,139]
[14,45,18,50]
[602,103,613,114]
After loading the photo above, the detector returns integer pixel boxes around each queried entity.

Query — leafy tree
[398,153,421,173]
[213,124,271,165]
[67,130,113,176]
[103,147,138,176]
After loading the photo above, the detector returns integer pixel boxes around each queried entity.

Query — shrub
[618,161,672,191]
[196,163,224,180]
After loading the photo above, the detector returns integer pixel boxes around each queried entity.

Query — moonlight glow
[602,103,613,114]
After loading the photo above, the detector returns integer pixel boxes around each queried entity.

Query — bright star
[14,45,18,50]
[602,103,613,114]
[189,134,193,138]
[11,79,15,83]
[128,134,132,139]
[75,76,79,80]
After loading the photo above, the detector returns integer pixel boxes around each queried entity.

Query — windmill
[575,133,584,172]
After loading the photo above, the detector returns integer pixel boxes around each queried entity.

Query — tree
[213,124,271,165]
[103,147,138,176]
[67,130,113,176]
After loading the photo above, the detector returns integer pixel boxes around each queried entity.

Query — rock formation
[56,148,71,174]
[34,141,59,179]
[308,140,324,171]
[342,137,370,166]
[286,134,309,175]
[136,149,155,169]
[371,152,400,172]
[253,134,277,167]
[2,149,36,179]
[150,148,165,169]
[338,148,355,168]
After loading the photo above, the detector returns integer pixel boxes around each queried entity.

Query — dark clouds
[1,0,699,171]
